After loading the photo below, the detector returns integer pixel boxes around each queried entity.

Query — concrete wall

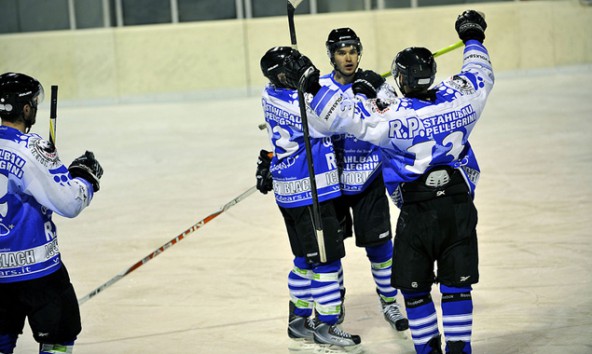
[0,0,589,103]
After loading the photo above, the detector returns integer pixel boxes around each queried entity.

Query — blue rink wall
[0,0,590,103]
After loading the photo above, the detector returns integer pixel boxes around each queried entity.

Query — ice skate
[428,335,443,354]
[288,301,316,341]
[313,322,361,347]
[379,296,409,331]
[447,340,468,354]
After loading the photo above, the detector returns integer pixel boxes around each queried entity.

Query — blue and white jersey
[307,40,494,207]
[261,84,341,208]
[0,126,94,283]
[319,72,396,195]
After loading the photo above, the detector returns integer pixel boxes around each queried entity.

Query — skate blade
[313,344,365,354]
[288,338,317,352]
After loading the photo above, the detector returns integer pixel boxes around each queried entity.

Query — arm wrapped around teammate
[68,151,103,192]
[256,149,273,194]
[352,69,385,98]
[455,10,487,43]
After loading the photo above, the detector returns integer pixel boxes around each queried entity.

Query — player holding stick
[0,72,103,354]
[277,10,492,353]
[256,47,361,348]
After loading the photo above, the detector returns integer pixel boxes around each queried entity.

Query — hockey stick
[287,0,327,262]
[381,40,464,78]
[77,185,258,305]
[257,0,302,132]
[49,85,58,145]
[287,0,302,50]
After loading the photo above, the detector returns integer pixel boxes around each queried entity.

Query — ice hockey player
[0,72,103,354]
[322,26,408,332]
[275,10,492,354]
[255,46,361,348]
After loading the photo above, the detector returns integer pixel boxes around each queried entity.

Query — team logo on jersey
[49,165,72,187]
[373,99,391,114]
[30,138,59,168]
[447,75,475,95]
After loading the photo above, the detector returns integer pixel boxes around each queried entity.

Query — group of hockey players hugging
[255,9,493,354]
[0,8,492,354]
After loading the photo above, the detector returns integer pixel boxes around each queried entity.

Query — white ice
[13,66,592,353]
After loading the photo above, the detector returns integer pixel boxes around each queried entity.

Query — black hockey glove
[283,52,321,95]
[455,10,487,43]
[256,149,273,195]
[69,151,103,192]
[352,70,385,98]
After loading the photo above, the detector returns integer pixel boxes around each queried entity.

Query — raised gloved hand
[69,151,103,192]
[352,69,385,98]
[256,149,273,194]
[455,10,487,43]
[283,52,321,95]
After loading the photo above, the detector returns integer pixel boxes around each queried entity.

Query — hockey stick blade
[381,40,464,78]
[288,0,303,7]
[77,185,258,305]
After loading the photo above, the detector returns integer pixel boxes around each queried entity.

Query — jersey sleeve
[458,39,494,96]
[306,87,396,148]
[306,41,494,146]
[22,137,93,218]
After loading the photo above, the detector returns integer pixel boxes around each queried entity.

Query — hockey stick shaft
[287,0,327,262]
[297,90,326,262]
[432,40,464,58]
[78,185,258,305]
[287,0,302,49]
[381,40,464,78]
[49,85,58,145]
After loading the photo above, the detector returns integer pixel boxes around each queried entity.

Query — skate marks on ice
[288,330,412,354]
[288,339,365,354]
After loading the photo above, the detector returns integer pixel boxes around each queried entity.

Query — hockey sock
[288,257,314,317]
[312,260,342,325]
[338,266,344,292]
[440,284,473,354]
[0,333,18,354]
[39,341,74,354]
[402,290,441,354]
[366,242,398,300]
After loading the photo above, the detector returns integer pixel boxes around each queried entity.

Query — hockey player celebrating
[0,72,103,354]
[321,27,408,332]
[256,47,361,348]
[275,10,492,354]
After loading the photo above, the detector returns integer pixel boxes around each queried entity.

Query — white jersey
[306,40,494,206]
[261,84,341,208]
[319,72,397,195]
[0,126,93,283]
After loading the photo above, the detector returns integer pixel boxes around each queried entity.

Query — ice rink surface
[12,65,592,353]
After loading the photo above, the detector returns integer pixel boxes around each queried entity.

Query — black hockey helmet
[260,46,300,88]
[0,72,44,121]
[326,27,363,61]
[391,47,437,96]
